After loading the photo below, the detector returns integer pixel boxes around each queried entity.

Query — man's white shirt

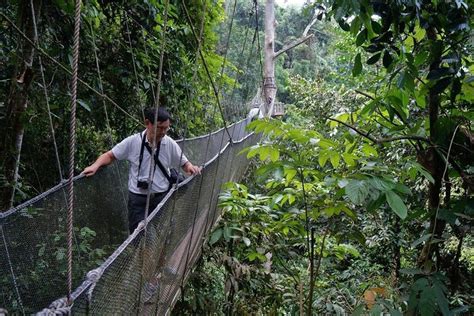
[112,131,188,194]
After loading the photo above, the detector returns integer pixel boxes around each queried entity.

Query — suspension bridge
[0,0,278,314]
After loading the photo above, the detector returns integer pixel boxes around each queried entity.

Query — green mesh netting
[0,119,258,314]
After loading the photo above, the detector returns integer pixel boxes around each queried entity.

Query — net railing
[0,118,257,314]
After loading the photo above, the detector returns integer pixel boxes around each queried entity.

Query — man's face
[146,119,170,142]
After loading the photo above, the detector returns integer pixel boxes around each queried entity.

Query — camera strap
[138,132,173,185]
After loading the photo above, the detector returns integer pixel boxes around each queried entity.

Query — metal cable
[30,0,63,182]
[87,16,128,216]
[124,13,146,120]
[138,0,171,311]
[172,1,214,301]
[181,0,233,144]
[0,12,141,125]
[227,5,258,118]
[1,225,25,315]
[66,0,82,304]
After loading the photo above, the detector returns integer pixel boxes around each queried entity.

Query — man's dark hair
[144,107,171,124]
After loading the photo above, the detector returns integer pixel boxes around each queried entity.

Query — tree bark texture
[262,0,276,118]
[0,0,41,211]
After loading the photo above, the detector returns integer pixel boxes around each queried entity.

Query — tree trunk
[262,0,277,118]
[391,217,401,284]
[0,0,41,211]
[417,26,446,268]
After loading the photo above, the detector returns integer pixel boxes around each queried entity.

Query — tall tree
[0,0,42,211]
[262,0,318,117]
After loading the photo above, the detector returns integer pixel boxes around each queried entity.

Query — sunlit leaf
[242,237,251,247]
[330,153,340,168]
[342,153,356,166]
[285,169,297,182]
[362,144,378,157]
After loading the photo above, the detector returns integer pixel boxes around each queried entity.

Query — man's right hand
[82,165,99,177]
[82,151,116,177]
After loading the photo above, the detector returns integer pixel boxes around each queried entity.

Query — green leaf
[411,233,432,248]
[432,77,452,94]
[285,169,297,182]
[353,53,362,76]
[356,29,367,46]
[412,162,435,183]
[415,51,429,66]
[348,230,366,245]
[330,152,340,168]
[360,100,377,116]
[371,20,382,34]
[367,52,382,65]
[268,147,280,162]
[351,304,365,316]
[345,180,369,205]
[350,16,361,35]
[318,151,329,167]
[77,99,91,112]
[342,153,356,166]
[209,228,222,245]
[248,251,258,261]
[362,144,378,157]
[433,282,450,315]
[383,50,393,68]
[394,183,411,195]
[338,19,350,31]
[385,190,408,219]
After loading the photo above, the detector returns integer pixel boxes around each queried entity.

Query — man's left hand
[183,162,202,175]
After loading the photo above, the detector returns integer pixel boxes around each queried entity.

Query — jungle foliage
[1,0,472,314]
[175,0,473,315]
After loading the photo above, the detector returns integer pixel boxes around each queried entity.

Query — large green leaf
[345,180,369,205]
[385,190,408,219]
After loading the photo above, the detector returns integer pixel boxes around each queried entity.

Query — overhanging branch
[327,117,431,145]
[274,34,313,59]
[274,8,319,59]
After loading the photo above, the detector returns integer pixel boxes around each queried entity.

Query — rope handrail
[0,174,85,218]
[66,0,82,301]
[0,117,249,218]
[66,126,255,307]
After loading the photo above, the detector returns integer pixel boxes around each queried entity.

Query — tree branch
[355,89,374,100]
[274,8,319,59]
[355,89,410,127]
[327,117,431,145]
[274,34,313,59]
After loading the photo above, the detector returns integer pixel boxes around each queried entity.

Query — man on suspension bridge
[83,107,201,233]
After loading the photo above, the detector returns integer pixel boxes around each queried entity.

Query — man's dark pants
[127,191,168,233]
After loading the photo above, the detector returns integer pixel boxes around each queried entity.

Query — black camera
[137,179,149,189]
